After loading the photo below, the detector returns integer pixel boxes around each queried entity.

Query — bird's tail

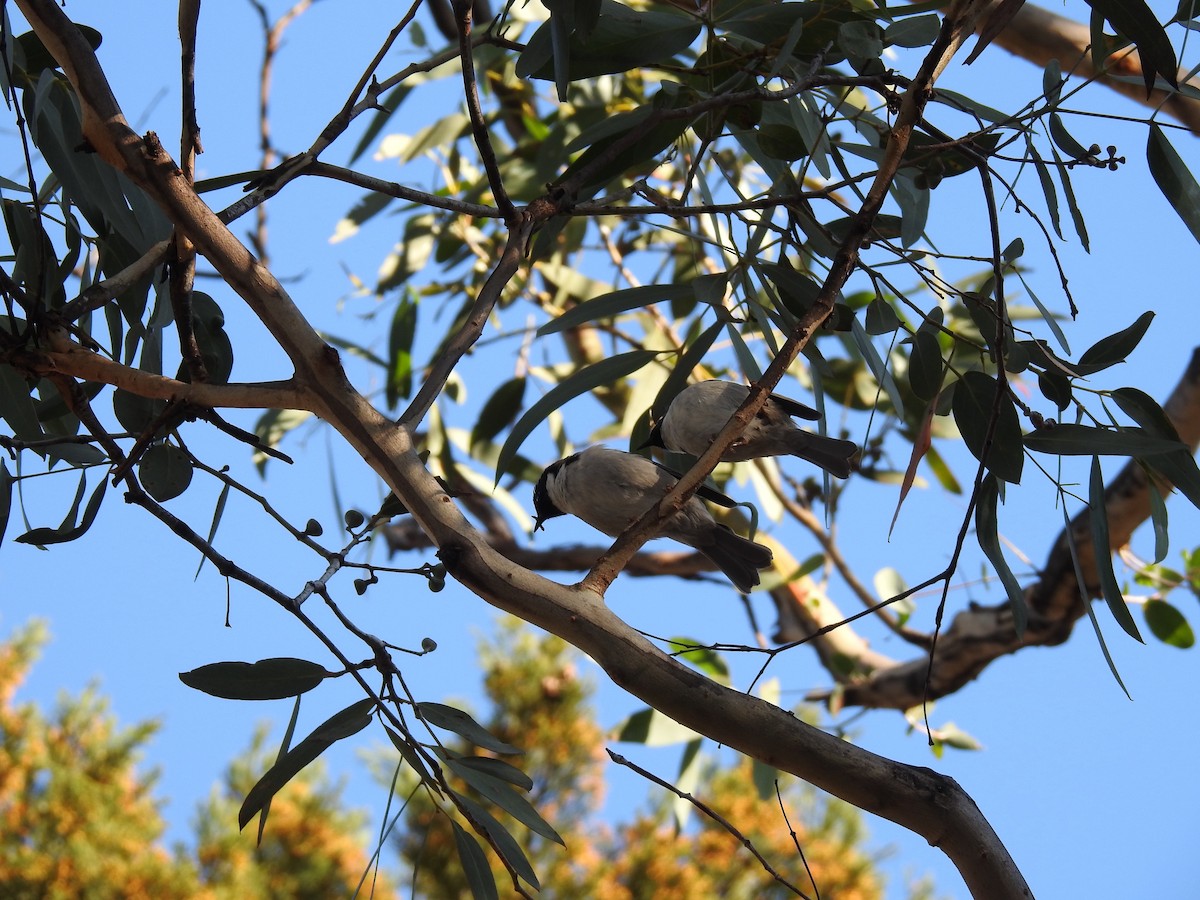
[700,527,774,593]
[786,432,858,479]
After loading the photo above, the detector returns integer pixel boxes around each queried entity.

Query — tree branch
[13,1,1030,893]
[828,348,1200,709]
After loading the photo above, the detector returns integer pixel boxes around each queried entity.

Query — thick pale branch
[832,349,1200,709]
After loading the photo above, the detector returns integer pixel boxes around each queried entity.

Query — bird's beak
[637,421,664,451]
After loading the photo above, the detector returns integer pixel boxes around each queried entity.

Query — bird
[532,446,773,592]
[643,380,858,478]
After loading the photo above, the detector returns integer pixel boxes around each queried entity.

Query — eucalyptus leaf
[238,698,375,829]
[1089,456,1143,642]
[951,371,1024,483]
[417,701,522,754]
[496,350,658,482]
[179,658,329,700]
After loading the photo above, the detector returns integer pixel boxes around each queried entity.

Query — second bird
[644,380,858,478]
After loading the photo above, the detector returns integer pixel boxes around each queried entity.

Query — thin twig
[607,750,811,899]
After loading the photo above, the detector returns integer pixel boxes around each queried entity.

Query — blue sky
[3,1,1199,897]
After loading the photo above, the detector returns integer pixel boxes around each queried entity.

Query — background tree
[0,621,395,899]
[2,0,1199,896]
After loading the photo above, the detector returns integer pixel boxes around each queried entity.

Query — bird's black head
[637,420,666,451]
[532,460,566,532]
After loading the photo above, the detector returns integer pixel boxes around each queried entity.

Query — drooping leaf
[496,349,658,481]
[454,792,541,889]
[238,698,375,828]
[1024,423,1183,457]
[537,284,694,335]
[0,460,11,548]
[1089,457,1143,642]
[445,756,564,845]
[179,657,329,700]
[1147,124,1200,245]
[865,297,900,335]
[138,443,193,502]
[1051,143,1091,250]
[0,363,44,442]
[908,329,944,401]
[976,474,1028,636]
[452,822,500,900]
[385,296,418,409]
[951,371,1024,483]
[195,482,231,579]
[1028,140,1063,239]
[849,315,905,417]
[471,377,527,451]
[1143,599,1194,647]
[647,319,724,423]
[417,701,522,754]
[1086,0,1178,93]
[1061,504,1132,699]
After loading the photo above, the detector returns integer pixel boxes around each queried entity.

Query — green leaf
[538,284,694,335]
[1089,457,1143,641]
[951,371,1024,483]
[1028,140,1062,239]
[451,822,499,900]
[837,19,883,63]
[417,702,522,754]
[518,0,701,83]
[1061,505,1132,699]
[195,482,231,579]
[471,377,527,451]
[1086,0,1178,93]
[348,85,411,166]
[1024,423,1183,457]
[0,460,11,549]
[1050,144,1090,251]
[616,706,699,746]
[178,292,233,384]
[238,698,375,829]
[138,443,193,502]
[445,756,564,845]
[1077,311,1154,374]
[669,637,730,685]
[647,319,724,423]
[454,756,533,791]
[16,474,106,546]
[1147,124,1200,245]
[908,329,944,401]
[454,792,541,890]
[1147,479,1170,563]
[496,349,658,481]
[384,725,435,785]
[179,658,329,700]
[1144,599,1194,648]
[884,14,941,47]
[865,297,900,335]
[1048,113,1092,161]
[849,315,905,418]
[385,296,418,409]
[976,474,1028,636]
[0,363,44,442]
